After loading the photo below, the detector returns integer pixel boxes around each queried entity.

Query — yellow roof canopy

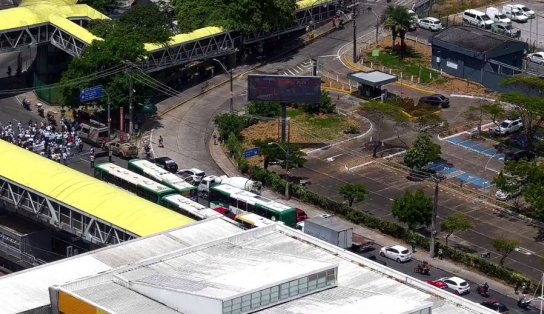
[0,140,193,237]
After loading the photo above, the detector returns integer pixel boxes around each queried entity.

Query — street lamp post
[212,58,233,113]
[368,7,380,44]
[268,141,290,200]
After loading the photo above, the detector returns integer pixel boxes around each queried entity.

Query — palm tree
[383,5,412,53]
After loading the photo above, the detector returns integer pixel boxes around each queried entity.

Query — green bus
[94,162,176,204]
[128,159,197,200]
[208,184,299,227]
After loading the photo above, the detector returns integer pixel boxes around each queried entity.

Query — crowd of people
[0,116,85,165]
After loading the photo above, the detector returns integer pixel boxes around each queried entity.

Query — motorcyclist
[483,282,489,293]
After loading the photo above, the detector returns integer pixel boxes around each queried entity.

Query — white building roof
[51,225,495,314]
[0,217,243,314]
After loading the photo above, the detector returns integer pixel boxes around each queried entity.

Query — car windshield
[504,24,512,30]
[432,21,440,24]
[514,11,523,16]
[520,7,530,12]
[498,14,507,19]
[500,121,510,127]
[482,15,490,20]
[400,249,409,254]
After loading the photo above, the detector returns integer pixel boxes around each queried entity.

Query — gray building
[431,26,528,92]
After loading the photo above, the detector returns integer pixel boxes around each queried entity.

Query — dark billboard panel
[247,74,321,103]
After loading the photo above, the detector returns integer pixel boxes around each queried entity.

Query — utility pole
[128,73,133,136]
[352,15,357,63]
[430,174,441,258]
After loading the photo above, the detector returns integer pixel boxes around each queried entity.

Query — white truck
[198,175,263,198]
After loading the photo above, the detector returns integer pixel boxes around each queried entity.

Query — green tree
[403,133,441,169]
[501,75,544,150]
[440,213,473,246]
[214,113,254,141]
[383,5,412,52]
[494,160,544,219]
[463,101,505,129]
[302,91,336,114]
[79,0,117,14]
[491,236,519,266]
[339,183,368,207]
[226,132,242,158]
[247,101,281,117]
[254,139,306,170]
[391,189,432,230]
[118,4,174,44]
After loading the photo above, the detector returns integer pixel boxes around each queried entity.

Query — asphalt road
[358,244,539,313]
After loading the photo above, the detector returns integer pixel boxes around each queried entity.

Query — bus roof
[129,159,195,192]
[236,212,275,227]
[212,184,294,212]
[0,140,192,237]
[162,194,221,220]
[96,162,175,194]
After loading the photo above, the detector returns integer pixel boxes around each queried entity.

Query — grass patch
[368,48,437,84]
[287,108,304,118]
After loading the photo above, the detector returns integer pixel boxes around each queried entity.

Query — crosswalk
[363,0,417,7]
[279,60,314,76]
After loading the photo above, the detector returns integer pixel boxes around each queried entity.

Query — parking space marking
[515,247,535,255]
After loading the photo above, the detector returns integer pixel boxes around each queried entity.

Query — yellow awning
[144,26,224,52]
[0,140,193,237]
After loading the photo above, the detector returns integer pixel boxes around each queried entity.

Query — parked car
[528,52,544,65]
[495,188,521,201]
[491,22,520,38]
[379,245,412,263]
[486,7,511,24]
[480,300,509,313]
[418,94,450,108]
[417,17,442,31]
[104,139,138,159]
[513,4,534,19]
[504,149,535,162]
[426,279,448,289]
[153,157,178,173]
[502,5,528,22]
[494,118,523,135]
[438,276,470,295]
[463,9,494,28]
[177,168,206,183]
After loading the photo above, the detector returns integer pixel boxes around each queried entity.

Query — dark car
[504,150,535,162]
[418,94,450,108]
[153,157,178,173]
[480,300,509,313]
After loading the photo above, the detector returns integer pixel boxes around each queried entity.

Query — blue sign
[80,85,104,103]
[244,147,260,158]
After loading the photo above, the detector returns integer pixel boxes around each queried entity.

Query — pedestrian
[410,239,416,253]
[158,135,164,148]
[90,153,95,169]
[515,282,521,294]
[438,248,444,260]
[108,146,113,162]
[62,151,67,165]
[90,147,94,155]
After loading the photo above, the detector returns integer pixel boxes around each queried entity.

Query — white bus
[160,194,221,220]
[94,163,176,204]
[128,159,197,200]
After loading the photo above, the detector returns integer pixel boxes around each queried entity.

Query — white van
[463,9,494,28]
[486,7,511,24]
[502,5,528,22]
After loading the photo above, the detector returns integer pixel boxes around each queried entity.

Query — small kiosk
[348,71,398,99]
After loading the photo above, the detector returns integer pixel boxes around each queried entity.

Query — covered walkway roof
[0,140,193,237]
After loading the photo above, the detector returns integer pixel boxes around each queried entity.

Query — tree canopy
[404,133,441,169]
[383,5,411,52]
[440,213,473,246]
[391,188,433,230]
[173,0,296,34]
[491,236,519,266]
[254,139,306,170]
[339,183,368,207]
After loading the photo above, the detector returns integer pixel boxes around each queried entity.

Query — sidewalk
[207,131,520,301]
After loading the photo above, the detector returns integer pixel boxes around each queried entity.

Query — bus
[160,194,221,220]
[208,184,305,227]
[94,163,176,204]
[234,212,275,230]
[128,159,197,200]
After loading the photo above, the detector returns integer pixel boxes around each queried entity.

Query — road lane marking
[515,247,534,255]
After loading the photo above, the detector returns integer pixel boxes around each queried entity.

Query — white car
[528,52,544,65]
[513,4,535,18]
[177,168,206,183]
[379,245,412,263]
[417,17,443,31]
[496,188,520,200]
[439,276,470,295]
[494,118,523,135]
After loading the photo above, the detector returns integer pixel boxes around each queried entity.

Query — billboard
[247,75,321,103]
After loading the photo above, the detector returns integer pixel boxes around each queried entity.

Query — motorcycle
[414,263,430,276]
[22,98,31,110]
[518,297,532,309]
[36,103,44,117]
[144,143,152,159]
[478,283,490,297]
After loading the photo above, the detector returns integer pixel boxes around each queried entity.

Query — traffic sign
[244,147,260,158]
[80,85,104,103]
